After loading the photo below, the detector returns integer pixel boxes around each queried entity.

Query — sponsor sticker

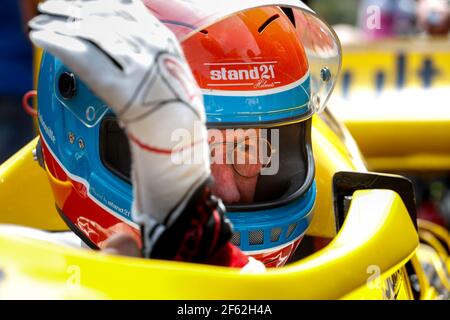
[206,61,279,89]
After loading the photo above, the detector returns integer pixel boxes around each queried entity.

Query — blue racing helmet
[36,0,341,267]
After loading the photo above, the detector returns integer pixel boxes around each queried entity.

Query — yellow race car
[0,109,447,299]
[0,0,448,300]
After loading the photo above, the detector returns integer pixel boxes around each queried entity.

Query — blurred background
[307,0,450,231]
[307,0,450,40]
[1,0,449,230]
[0,0,37,164]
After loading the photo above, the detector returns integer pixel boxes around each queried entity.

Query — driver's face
[208,129,264,205]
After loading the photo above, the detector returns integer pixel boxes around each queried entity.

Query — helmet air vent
[270,227,282,242]
[249,230,264,245]
[231,231,241,246]
[258,14,280,33]
[286,222,298,239]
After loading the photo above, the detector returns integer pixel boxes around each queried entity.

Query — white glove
[29,0,210,257]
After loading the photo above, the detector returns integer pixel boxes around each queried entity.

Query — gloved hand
[29,0,211,258]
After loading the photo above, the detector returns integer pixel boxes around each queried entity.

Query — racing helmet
[36,0,341,267]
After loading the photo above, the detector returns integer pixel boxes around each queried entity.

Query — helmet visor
[207,120,314,211]
[148,0,342,113]
[100,117,314,210]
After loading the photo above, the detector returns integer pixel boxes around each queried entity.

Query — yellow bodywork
[417,219,450,291]
[0,189,418,299]
[0,138,66,230]
[0,113,427,299]
[3,42,445,297]
[1,4,445,299]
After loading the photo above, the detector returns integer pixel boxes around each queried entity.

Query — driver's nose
[210,163,240,204]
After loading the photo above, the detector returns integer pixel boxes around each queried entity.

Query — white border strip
[204,61,278,66]
[202,71,310,97]
[206,83,254,87]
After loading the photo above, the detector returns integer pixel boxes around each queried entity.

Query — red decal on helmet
[41,137,141,248]
[250,237,303,268]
